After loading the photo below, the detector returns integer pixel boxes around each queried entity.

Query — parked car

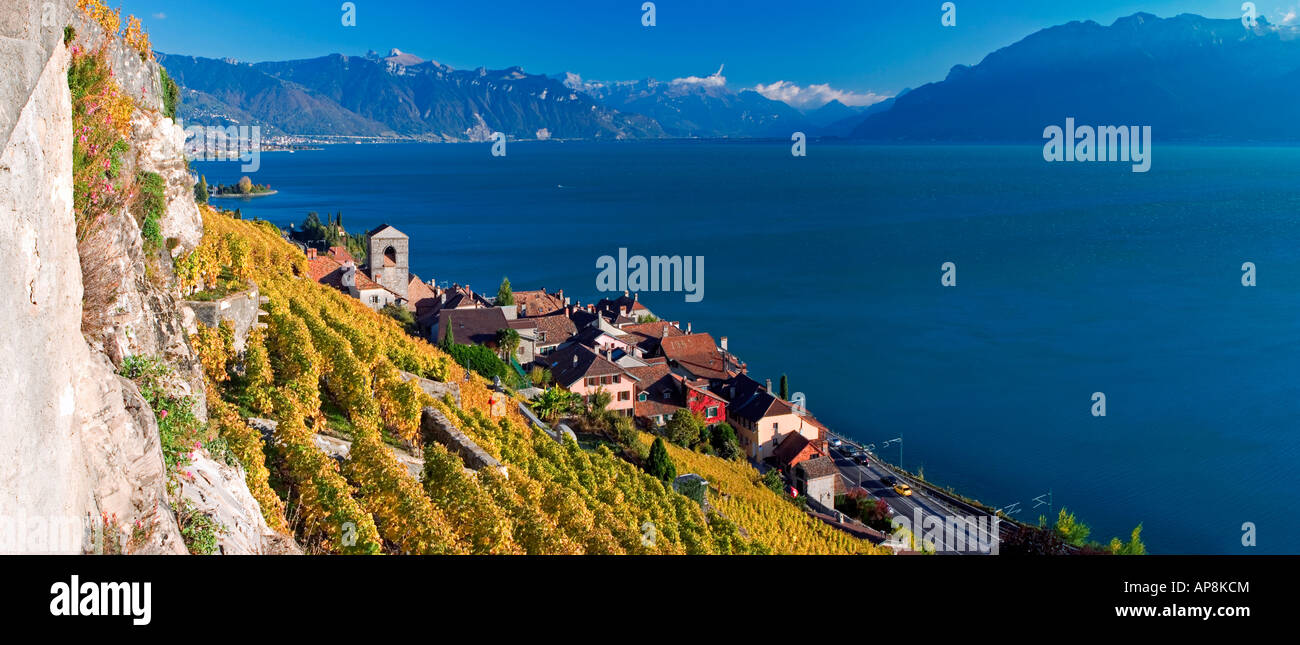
[883,475,898,486]
[854,452,870,465]
[829,437,843,448]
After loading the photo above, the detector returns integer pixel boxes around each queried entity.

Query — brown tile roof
[621,322,684,339]
[532,313,577,348]
[796,455,840,480]
[514,289,566,317]
[307,256,391,294]
[626,364,682,419]
[773,433,814,466]
[546,343,628,387]
[438,308,510,346]
[406,274,438,312]
[328,246,355,263]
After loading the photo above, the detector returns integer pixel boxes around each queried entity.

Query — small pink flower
[159,409,169,420]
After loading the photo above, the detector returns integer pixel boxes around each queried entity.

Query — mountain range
[160,13,1300,143]
[851,13,1300,142]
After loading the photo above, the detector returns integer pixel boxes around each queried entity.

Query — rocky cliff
[0,0,292,554]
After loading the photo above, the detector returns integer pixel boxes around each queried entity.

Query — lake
[195,141,1300,554]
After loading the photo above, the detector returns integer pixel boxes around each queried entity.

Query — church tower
[366,224,410,299]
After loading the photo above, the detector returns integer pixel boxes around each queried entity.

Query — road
[829,445,1000,555]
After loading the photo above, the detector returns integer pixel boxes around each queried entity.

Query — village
[293,223,865,529]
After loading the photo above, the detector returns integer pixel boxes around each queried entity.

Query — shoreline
[210,190,279,199]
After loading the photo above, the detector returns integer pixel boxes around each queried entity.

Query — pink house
[545,343,636,416]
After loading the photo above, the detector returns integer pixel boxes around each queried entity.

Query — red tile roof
[328,246,355,264]
[307,255,391,294]
[513,289,566,317]
[660,333,730,380]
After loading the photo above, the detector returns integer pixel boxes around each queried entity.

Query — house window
[618,391,630,401]
[661,390,670,400]
[706,406,718,418]
[371,295,379,303]
[637,392,648,402]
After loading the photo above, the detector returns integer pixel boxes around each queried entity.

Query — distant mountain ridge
[559,68,813,138]
[159,51,664,141]
[851,13,1300,142]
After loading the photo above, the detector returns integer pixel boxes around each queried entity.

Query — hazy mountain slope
[565,73,811,138]
[160,52,664,140]
[852,13,1300,142]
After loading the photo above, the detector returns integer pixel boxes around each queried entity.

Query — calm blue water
[196,141,1300,554]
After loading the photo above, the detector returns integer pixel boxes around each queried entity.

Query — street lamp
[1032,490,1053,523]
[879,435,902,470]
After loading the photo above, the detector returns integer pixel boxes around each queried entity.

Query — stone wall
[401,370,461,407]
[184,287,267,352]
[420,407,508,479]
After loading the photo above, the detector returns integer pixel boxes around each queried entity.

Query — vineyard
[189,208,886,555]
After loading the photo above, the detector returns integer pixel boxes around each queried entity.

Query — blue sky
[121,1,1295,104]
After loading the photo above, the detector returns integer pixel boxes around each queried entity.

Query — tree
[380,303,416,335]
[528,366,553,387]
[532,386,579,422]
[439,321,456,349]
[761,469,785,495]
[496,277,515,306]
[495,327,520,361]
[779,374,789,400]
[195,175,209,204]
[1110,524,1146,555]
[646,437,676,483]
[1054,508,1091,546]
[710,422,741,460]
[586,388,612,418]
[664,409,702,447]
[237,176,253,194]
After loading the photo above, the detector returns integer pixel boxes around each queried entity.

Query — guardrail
[829,432,1029,538]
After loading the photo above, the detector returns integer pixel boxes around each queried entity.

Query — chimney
[687,322,692,334]
[563,295,569,306]
[587,304,595,313]
[720,336,728,351]
[307,247,317,260]
[765,378,772,392]
[633,292,638,302]
[573,354,578,366]
[661,326,668,338]
[623,290,629,297]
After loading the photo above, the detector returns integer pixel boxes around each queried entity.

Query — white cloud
[671,64,726,88]
[751,80,889,110]
[1282,7,1298,24]
[152,12,166,19]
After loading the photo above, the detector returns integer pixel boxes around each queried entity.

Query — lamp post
[879,435,903,470]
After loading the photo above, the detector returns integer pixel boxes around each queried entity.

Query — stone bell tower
[366,224,409,298]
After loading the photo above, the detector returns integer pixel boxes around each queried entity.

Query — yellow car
[893,483,913,497]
